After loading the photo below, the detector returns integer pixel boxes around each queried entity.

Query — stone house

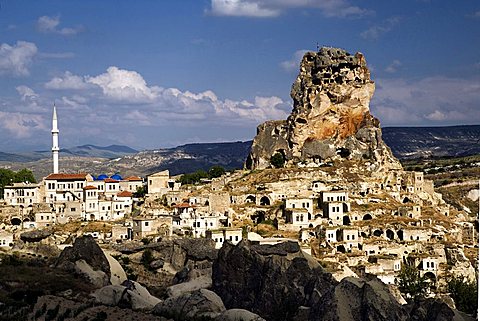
[147,170,179,196]
[0,231,13,248]
[206,227,243,249]
[3,182,41,206]
[132,216,173,239]
[111,225,130,242]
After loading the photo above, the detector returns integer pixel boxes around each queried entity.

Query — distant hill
[382,125,480,160]
[0,144,138,162]
[124,141,253,176]
[2,126,479,179]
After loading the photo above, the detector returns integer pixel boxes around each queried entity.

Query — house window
[235,236,239,241]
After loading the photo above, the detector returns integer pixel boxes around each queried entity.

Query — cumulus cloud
[360,16,401,40]
[371,76,480,126]
[208,0,372,18]
[86,67,162,103]
[280,49,309,72]
[385,59,401,73]
[0,41,38,76]
[45,71,90,90]
[0,111,46,139]
[16,85,38,101]
[37,15,84,35]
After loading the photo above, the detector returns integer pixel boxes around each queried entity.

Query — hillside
[382,125,480,160]
[1,126,479,179]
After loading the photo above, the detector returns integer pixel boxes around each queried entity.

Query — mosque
[2,105,141,225]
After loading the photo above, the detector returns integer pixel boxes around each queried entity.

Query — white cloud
[37,15,84,35]
[210,0,279,17]
[0,111,46,139]
[86,66,162,103]
[280,49,309,72]
[360,16,401,40]
[45,71,89,90]
[385,59,401,73]
[0,41,38,76]
[371,76,480,126]
[16,85,38,101]
[208,0,372,18]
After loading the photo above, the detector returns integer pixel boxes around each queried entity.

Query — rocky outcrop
[28,294,167,321]
[310,277,407,321]
[92,280,161,312]
[153,289,226,321]
[212,240,474,321]
[20,229,52,242]
[55,235,111,287]
[246,47,401,171]
[212,240,337,321]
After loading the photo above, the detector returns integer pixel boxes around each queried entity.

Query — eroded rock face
[246,47,401,171]
[55,235,111,287]
[212,240,337,321]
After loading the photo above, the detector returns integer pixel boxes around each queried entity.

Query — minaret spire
[52,103,59,174]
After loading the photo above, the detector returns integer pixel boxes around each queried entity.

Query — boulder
[167,275,212,298]
[153,289,225,320]
[105,252,128,285]
[92,285,127,306]
[121,280,162,311]
[55,235,111,287]
[310,277,408,321]
[20,229,52,243]
[408,298,475,321]
[215,309,266,321]
[212,240,337,321]
[92,280,161,312]
[75,259,109,288]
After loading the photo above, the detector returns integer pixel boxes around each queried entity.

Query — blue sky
[0,0,479,151]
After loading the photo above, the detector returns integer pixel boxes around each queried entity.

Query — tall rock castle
[246,47,401,172]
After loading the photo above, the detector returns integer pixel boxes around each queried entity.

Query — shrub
[395,264,430,301]
[447,276,477,314]
[270,152,285,168]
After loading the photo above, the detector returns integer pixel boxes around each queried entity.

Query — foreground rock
[55,235,112,287]
[212,240,474,321]
[92,280,161,311]
[246,47,401,171]
[213,240,337,321]
[154,289,225,320]
[29,295,168,321]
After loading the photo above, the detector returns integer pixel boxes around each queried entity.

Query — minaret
[52,104,59,174]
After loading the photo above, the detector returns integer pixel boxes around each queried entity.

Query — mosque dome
[97,174,108,180]
[110,174,123,181]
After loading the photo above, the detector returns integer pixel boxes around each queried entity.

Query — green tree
[395,264,430,301]
[447,276,478,314]
[178,170,209,185]
[133,185,147,198]
[15,168,36,184]
[270,152,285,168]
[208,165,225,178]
[0,168,36,199]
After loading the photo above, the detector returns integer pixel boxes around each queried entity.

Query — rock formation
[55,235,112,287]
[212,241,474,321]
[246,47,401,171]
